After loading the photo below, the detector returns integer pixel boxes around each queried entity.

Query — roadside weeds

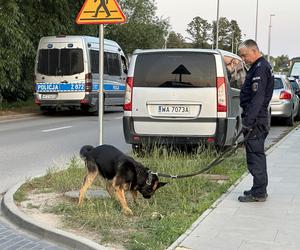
[14,149,246,250]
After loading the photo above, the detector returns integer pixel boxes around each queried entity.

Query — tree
[186,16,212,49]
[0,0,34,101]
[273,55,290,72]
[105,0,169,55]
[230,20,242,53]
[166,31,186,48]
[212,17,242,52]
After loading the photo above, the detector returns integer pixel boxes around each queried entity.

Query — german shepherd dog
[79,144,167,215]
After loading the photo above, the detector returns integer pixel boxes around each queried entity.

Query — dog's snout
[143,194,151,199]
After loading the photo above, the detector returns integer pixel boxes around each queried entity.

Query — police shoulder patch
[252,76,261,81]
[252,82,259,92]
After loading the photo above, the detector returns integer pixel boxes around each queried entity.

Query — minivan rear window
[134,52,216,87]
[274,78,284,89]
[37,48,84,76]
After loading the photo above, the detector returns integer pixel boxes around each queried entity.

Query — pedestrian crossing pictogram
[76,0,126,25]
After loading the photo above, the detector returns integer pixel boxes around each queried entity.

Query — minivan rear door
[131,51,218,136]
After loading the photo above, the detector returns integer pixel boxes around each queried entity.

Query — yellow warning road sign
[76,0,126,25]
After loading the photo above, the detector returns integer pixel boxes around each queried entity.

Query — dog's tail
[80,145,94,160]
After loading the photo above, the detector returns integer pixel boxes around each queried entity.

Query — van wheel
[286,112,294,126]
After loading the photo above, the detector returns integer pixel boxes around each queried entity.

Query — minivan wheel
[286,112,294,126]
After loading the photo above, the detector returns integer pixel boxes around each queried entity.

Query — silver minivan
[123,49,246,150]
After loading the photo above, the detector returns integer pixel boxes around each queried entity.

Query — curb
[0,113,39,122]
[1,181,107,250]
[167,124,300,250]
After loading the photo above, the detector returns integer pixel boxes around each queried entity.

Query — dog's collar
[146,170,158,186]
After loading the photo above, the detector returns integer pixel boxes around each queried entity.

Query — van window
[224,56,245,89]
[134,52,216,88]
[90,50,99,74]
[106,52,121,76]
[37,48,84,76]
[90,50,121,76]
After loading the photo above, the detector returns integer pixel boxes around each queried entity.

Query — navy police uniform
[240,56,274,197]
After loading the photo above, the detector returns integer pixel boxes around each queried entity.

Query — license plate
[158,105,190,115]
[41,94,57,99]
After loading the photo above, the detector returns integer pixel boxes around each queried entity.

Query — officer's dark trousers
[244,123,269,197]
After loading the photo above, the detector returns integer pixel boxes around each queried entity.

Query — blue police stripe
[92,83,125,91]
[36,82,125,93]
[36,83,85,92]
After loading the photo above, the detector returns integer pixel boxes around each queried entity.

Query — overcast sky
[156,0,299,59]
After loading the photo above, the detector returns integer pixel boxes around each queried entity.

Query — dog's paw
[123,208,133,216]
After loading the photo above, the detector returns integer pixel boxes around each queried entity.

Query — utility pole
[267,14,275,63]
[216,0,220,49]
[255,0,259,41]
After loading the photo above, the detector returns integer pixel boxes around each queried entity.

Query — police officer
[238,39,274,202]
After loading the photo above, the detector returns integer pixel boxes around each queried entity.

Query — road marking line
[42,126,73,133]
[114,116,123,120]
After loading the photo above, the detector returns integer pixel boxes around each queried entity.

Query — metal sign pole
[99,24,104,145]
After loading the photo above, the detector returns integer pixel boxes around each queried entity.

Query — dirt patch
[18,192,64,228]
[17,191,124,250]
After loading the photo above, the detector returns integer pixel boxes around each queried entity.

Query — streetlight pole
[216,0,220,49]
[255,0,259,41]
[267,14,275,63]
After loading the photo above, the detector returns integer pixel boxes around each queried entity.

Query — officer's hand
[242,124,253,135]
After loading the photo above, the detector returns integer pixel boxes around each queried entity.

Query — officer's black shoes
[243,189,252,196]
[238,194,267,202]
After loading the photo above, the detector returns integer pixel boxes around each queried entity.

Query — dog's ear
[156,182,168,189]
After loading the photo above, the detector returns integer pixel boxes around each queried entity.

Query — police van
[123,49,246,150]
[34,35,127,113]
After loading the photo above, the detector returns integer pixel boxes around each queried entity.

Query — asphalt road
[0,112,292,194]
[0,111,130,193]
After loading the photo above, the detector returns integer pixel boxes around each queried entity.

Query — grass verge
[15,148,247,249]
[0,98,38,115]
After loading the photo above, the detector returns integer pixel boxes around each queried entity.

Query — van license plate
[158,105,190,115]
[41,94,57,99]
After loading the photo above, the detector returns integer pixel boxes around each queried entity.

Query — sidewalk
[169,126,300,250]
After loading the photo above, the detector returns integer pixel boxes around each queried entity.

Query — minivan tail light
[124,77,134,111]
[279,90,292,100]
[216,77,227,112]
[85,73,92,92]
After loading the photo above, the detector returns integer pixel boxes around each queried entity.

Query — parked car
[288,76,300,120]
[123,49,246,150]
[289,57,300,80]
[288,77,300,97]
[270,74,300,126]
